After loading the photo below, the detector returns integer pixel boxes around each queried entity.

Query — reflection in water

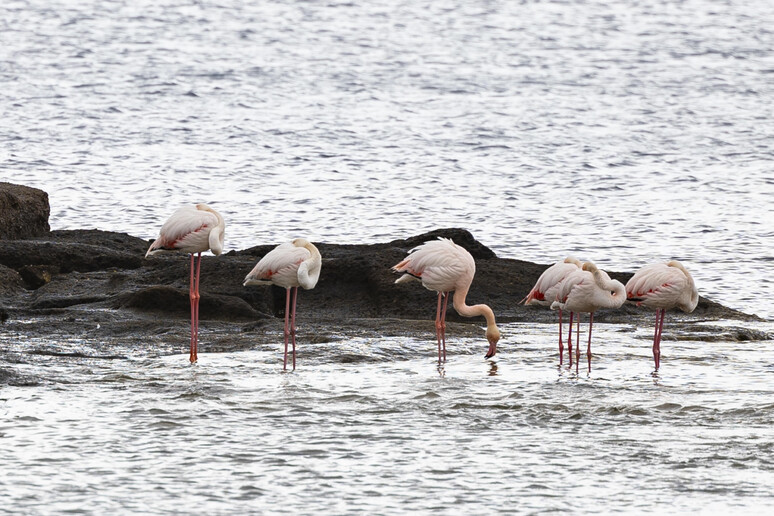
[488,362,499,377]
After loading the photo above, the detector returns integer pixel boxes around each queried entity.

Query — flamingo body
[392,238,500,360]
[625,260,698,370]
[244,239,321,290]
[146,204,224,257]
[625,261,698,313]
[244,238,321,370]
[145,204,226,363]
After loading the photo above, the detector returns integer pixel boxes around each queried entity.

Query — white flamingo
[146,204,225,363]
[243,238,321,370]
[625,260,698,370]
[551,262,626,371]
[392,238,500,361]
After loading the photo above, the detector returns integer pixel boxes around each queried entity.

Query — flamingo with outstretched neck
[392,237,500,362]
[523,257,582,365]
[243,238,321,370]
[551,262,626,371]
[145,204,225,363]
[625,260,698,370]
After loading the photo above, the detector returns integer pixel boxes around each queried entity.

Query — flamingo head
[484,325,500,359]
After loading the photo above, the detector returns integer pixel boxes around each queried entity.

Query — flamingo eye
[611,291,617,296]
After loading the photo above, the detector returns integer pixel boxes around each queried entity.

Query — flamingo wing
[146,205,220,256]
[244,242,311,288]
[626,263,689,308]
[393,238,473,292]
[525,260,580,304]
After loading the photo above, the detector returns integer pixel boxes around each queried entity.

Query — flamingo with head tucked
[392,238,500,362]
[551,262,626,371]
[625,260,698,370]
[523,257,582,365]
[243,238,321,370]
[146,204,225,363]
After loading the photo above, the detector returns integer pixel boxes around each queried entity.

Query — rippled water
[2,0,774,513]
[3,322,774,514]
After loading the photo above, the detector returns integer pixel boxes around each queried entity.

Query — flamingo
[625,260,698,370]
[523,257,582,365]
[392,238,500,361]
[243,238,321,370]
[550,262,626,371]
[145,204,225,363]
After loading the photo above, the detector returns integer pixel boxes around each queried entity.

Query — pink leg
[576,314,581,373]
[441,292,449,361]
[435,292,443,362]
[189,253,196,363]
[587,312,594,372]
[283,287,291,370]
[654,309,665,370]
[558,309,564,366]
[193,252,201,363]
[567,312,574,367]
[290,286,298,371]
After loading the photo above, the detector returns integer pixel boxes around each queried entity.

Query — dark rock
[0,264,25,296]
[0,240,142,273]
[0,183,50,239]
[19,265,58,289]
[114,286,267,322]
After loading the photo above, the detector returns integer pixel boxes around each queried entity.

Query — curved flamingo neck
[452,285,497,331]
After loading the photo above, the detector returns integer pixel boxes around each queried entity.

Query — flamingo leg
[441,291,449,361]
[587,312,594,372]
[654,309,665,370]
[283,287,291,370]
[567,312,574,367]
[575,313,581,373]
[558,309,563,366]
[435,292,443,362]
[290,286,299,371]
[193,252,201,363]
[189,253,196,363]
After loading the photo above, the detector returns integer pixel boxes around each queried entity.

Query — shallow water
[2,0,774,513]
[2,322,774,514]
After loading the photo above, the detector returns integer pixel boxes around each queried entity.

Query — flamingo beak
[484,342,497,359]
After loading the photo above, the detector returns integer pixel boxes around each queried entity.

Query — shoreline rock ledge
[0,183,765,343]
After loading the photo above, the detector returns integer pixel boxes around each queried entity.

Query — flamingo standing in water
[551,262,626,371]
[392,238,500,361]
[523,257,582,365]
[243,238,321,370]
[625,260,698,370]
[145,204,225,363]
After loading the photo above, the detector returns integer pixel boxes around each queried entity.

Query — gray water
[2,0,774,513]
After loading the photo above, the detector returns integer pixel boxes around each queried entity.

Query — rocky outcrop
[0,225,757,327]
[0,183,50,239]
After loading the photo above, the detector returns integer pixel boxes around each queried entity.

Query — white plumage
[393,238,475,293]
[243,239,321,290]
[524,257,582,306]
[145,204,225,257]
[625,261,698,313]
